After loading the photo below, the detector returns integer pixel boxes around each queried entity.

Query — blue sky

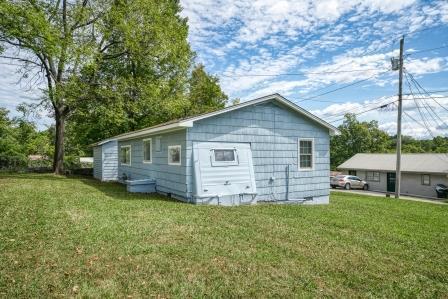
[1,0,447,138]
[181,0,448,138]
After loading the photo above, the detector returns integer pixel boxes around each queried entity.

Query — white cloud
[405,57,448,75]
[181,0,448,101]
[1,0,447,135]
[311,94,448,139]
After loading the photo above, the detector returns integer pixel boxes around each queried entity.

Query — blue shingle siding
[118,130,188,197]
[186,101,330,202]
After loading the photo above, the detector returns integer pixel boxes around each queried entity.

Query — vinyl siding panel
[118,130,187,197]
[355,170,387,192]
[93,140,118,181]
[102,140,118,181]
[93,146,102,180]
[400,173,447,198]
[187,101,330,202]
[342,169,448,198]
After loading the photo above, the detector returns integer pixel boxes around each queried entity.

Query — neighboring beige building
[337,153,448,198]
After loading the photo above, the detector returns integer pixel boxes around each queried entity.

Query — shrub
[0,154,27,171]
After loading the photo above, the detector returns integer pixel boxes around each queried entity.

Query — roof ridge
[91,93,339,146]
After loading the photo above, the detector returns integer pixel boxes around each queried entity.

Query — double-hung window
[143,138,152,163]
[298,139,313,170]
[421,174,430,186]
[366,171,380,182]
[120,145,131,166]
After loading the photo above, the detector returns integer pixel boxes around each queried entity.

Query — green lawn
[1,173,447,298]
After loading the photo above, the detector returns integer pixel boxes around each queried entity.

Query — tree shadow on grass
[79,176,187,204]
[0,172,68,181]
[0,172,187,204]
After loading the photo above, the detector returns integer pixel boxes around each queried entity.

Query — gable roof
[92,93,339,146]
[337,153,448,174]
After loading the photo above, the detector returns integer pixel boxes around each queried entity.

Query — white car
[331,175,369,190]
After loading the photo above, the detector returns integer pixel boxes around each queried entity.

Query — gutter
[90,121,193,147]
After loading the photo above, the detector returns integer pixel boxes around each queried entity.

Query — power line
[403,72,441,137]
[321,95,448,123]
[406,44,448,56]
[323,96,397,120]
[403,95,448,99]
[405,72,448,127]
[297,71,390,102]
[406,72,448,114]
[399,107,448,164]
[221,68,383,77]
[400,110,437,144]
[396,103,427,131]
[328,100,397,123]
[305,94,448,106]
[403,89,448,95]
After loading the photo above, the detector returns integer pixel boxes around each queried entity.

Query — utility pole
[394,36,404,198]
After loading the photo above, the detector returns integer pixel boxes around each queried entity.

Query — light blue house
[92,94,338,205]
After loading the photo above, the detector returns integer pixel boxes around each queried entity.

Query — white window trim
[142,138,152,164]
[298,138,314,171]
[168,145,181,166]
[120,145,131,166]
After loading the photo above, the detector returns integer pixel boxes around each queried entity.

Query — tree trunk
[53,108,65,174]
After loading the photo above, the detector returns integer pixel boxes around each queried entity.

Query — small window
[168,145,181,165]
[366,171,380,182]
[143,138,152,163]
[120,145,131,165]
[214,149,236,162]
[349,170,357,176]
[211,149,239,166]
[298,139,313,170]
[155,136,162,152]
[421,174,430,186]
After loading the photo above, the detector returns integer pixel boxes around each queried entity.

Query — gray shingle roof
[337,153,448,174]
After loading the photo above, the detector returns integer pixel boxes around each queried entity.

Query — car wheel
[363,184,369,190]
[344,183,350,190]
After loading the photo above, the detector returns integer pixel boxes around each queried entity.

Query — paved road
[331,189,447,205]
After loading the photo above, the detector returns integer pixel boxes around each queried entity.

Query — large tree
[0,0,193,173]
[67,63,229,154]
[330,113,391,169]
[0,0,102,173]
[187,64,228,115]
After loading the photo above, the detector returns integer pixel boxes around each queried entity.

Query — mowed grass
[1,174,447,298]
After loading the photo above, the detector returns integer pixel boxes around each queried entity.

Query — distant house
[337,153,448,198]
[28,155,46,161]
[80,157,93,163]
[92,93,338,206]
